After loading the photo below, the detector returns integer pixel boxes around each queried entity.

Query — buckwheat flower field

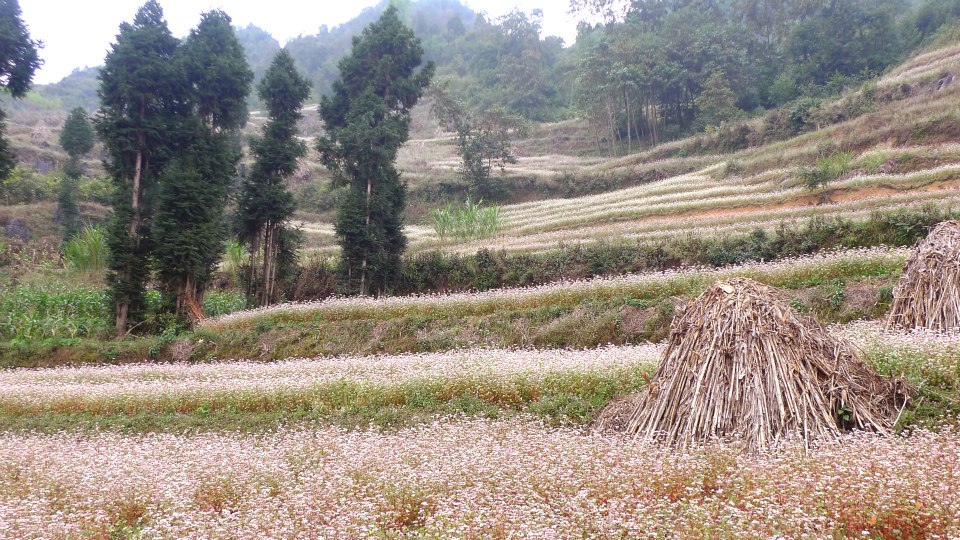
[0,345,659,416]
[1,420,958,539]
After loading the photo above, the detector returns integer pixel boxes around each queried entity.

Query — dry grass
[595,278,907,452]
[887,220,960,331]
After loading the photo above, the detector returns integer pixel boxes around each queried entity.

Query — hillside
[289,43,960,258]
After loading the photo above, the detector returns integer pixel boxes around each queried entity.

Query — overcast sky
[22,0,581,85]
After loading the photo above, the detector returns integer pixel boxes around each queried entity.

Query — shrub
[0,168,59,204]
[799,151,854,189]
[78,176,114,205]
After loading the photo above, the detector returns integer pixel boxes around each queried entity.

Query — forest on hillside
[29,0,960,146]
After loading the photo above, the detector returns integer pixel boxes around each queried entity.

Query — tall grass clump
[432,199,501,242]
[62,226,108,274]
[800,151,854,189]
[222,239,248,276]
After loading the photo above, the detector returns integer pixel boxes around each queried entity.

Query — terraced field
[2,318,959,537]
[297,45,960,256]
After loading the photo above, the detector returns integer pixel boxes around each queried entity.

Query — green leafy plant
[432,199,501,242]
[0,286,109,340]
[222,239,249,277]
[62,225,108,274]
[799,151,854,189]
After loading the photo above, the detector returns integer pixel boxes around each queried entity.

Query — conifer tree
[58,107,95,239]
[317,6,434,295]
[236,49,310,306]
[153,11,252,323]
[0,0,41,181]
[96,1,181,336]
[59,107,95,162]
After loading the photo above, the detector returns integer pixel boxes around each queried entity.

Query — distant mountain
[30,67,100,112]
[27,0,570,122]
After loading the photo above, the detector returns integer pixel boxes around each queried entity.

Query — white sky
[22,1,580,85]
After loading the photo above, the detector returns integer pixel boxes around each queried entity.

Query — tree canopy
[318,5,434,295]
[236,49,311,307]
[0,0,40,181]
[59,107,95,159]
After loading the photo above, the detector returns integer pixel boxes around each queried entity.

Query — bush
[798,151,854,189]
[0,168,59,205]
[78,176,114,205]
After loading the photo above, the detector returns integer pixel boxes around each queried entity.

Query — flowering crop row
[204,246,907,329]
[0,346,658,417]
[2,321,957,427]
[1,419,958,539]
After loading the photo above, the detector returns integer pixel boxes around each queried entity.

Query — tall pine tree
[96,1,181,336]
[0,0,41,181]
[58,107,95,239]
[317,6,434,295]
[235,49,310,307]
[153,10,253,324]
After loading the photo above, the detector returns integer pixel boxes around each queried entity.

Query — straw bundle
[887,220,960,331]
[596,278,904,452]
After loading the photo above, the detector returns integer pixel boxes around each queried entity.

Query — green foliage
[180,11,253,130]
[318,5,434,295]
[96,0,182,335]
[202,291,246,317]
[235,49,310,307]
[431,199,501,242]
[33,67,101,112]
[222,239,248,277]
[96,4,255,330]
[431,82,527,198]
[0,0,41,181]
[57,175,81,241]
[0,169,112,206]
[78,176,114,205]
[58,107,95,160]
[695,70,744,131]
[399,205,954,296]
[0,167,59,204]
[152,9,253,325]
[799,151,854,189]
[0,285,109,341]
[62,225,108,274]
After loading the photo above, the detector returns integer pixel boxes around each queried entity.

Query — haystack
[887,220,960,331]
[596,278,904,451]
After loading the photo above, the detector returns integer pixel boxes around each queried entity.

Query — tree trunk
[361,174,372,295]
[115,302,129,338]
[605,96,617,157]
[623,88,632,154]
[260,222,274,307]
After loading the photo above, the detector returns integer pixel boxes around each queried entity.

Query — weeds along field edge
[204,247,908,329]
[1,418,958,538]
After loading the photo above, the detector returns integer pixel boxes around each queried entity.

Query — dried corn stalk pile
[887,220,960,331]
[595,278,904,452]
